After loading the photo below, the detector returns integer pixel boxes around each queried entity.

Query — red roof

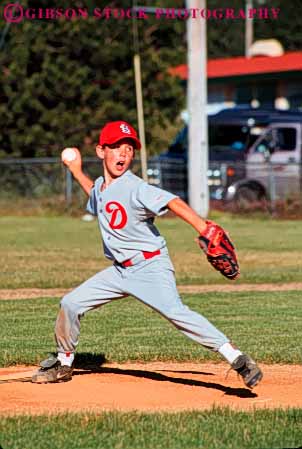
[168,51,302,80]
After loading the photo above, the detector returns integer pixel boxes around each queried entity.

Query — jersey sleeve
[86,185,97,216]
[86,176,104,215]
[136,182,178,216]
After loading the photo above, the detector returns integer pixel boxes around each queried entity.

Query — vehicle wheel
[233,185,267,211]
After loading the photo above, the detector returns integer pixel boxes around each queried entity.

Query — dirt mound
[1,362,301,415]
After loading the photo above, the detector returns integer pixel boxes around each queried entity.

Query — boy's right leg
[32,265,126,383]
[127,257,263,389]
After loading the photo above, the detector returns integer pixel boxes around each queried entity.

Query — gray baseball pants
[55,252,229,355]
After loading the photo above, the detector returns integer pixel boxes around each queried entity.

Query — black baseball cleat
[231,354,263,389]
[31,356,73,383]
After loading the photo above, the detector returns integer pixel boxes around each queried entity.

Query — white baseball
[62,147,77,162]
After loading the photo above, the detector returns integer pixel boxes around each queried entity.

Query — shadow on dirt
[74,352,107,369]
[73,352,257,399]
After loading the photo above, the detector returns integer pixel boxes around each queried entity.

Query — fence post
[65,168,73,207]
[268,160,276,214]
[220,163,227,188]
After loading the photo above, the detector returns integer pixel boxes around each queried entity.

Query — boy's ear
[96,144,104,159]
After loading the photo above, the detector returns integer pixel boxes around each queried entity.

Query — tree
[0,0,185,158]
[1,0,301,158]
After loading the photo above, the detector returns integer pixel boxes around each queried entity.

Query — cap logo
[120,124,131,134]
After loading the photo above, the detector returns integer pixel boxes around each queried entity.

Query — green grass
[0,291,301,366]
[1,215,301,448]
[1,409,301,449]
[1,215,302,288]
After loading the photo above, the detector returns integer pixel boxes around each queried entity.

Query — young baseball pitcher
[32,121,263,388]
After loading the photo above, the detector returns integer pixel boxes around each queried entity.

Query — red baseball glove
[197,220,240,280]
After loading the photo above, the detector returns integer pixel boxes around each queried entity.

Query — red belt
[121,249,161,267]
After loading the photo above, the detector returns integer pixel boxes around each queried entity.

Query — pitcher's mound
[1,362,301,415]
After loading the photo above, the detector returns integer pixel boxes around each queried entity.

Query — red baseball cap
[99,121,141,150]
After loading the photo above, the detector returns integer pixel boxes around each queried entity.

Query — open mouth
[116,161,125,170]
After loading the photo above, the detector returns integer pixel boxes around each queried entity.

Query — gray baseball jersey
[55,170,229,358]
[86,170,177,263]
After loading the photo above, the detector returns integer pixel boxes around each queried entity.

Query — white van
[226,121,302,206]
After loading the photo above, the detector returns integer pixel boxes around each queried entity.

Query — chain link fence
[147,158,302,214]
[0,157,142,212]
[1,157,302,215]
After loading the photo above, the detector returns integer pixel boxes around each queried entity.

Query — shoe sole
[32,373,72,384]
[246,370,263,389]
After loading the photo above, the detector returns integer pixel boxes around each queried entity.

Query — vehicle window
[209,125,250,150]
[254,131,274,154]
[275,128,296,151]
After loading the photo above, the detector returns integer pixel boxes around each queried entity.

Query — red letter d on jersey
[105,201,128,229]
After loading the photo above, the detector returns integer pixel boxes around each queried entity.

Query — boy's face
[96,138,135,179]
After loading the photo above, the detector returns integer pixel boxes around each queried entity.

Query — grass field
[1,409,302,449]
[0,291,301,366]
[1,214,302,288]
[1,215,302,449]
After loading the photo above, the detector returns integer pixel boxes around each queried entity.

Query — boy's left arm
[167,197,207,234]
[167,198,240,280]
